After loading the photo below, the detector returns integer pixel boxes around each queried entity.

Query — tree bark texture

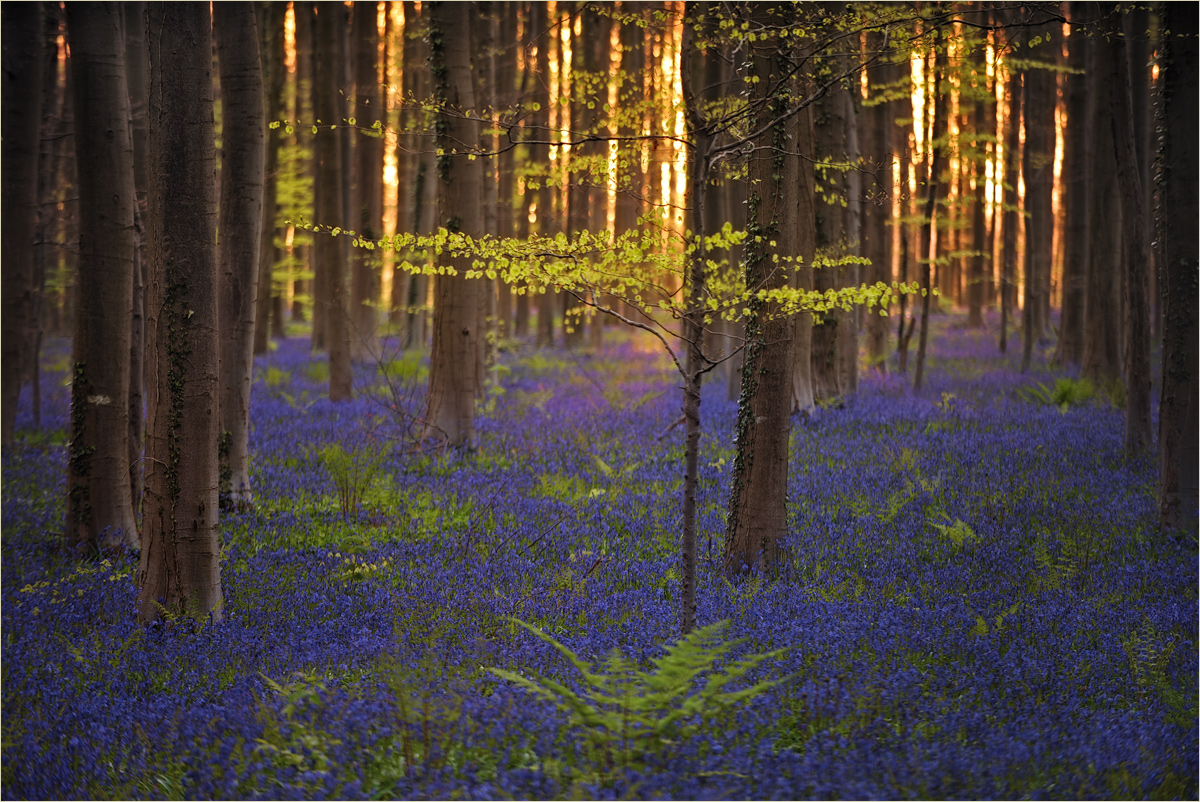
[1156,5,1198,532]
[1,4,44,446]
[1082,26,1122,385]
[255,2,286,354]
[913,37,946,396]
[352,0,383,359]
[315,2,352,401]
[64,2,138,550]
[724,5,798,577]
[423,1,483,447]
[862,37,900,369]
[1105,10,1153,460]
[1020,25,1057,372]
[139,2,223,624]
[1056,13,1090,366]
[999,54,1021,356]
[214,2,266,507]
[791,104,818,416]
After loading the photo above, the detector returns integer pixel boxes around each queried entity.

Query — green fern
[487,618,792,781]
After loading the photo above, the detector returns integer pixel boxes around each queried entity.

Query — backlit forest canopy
[0,1,1196,798]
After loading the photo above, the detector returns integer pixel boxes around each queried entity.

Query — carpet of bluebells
[3,312,1196,800]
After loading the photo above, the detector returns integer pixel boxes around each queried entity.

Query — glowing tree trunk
[255,2,287,354]
[1020,25,1056,373]
[139,2,223,624]
[1156,4,1198,532]
[1056,10,1090,367]
[422,1,483,447]
[1,4,43,445]
[64,2,138,550]
[912,33,946,396]
[215,3,266,507]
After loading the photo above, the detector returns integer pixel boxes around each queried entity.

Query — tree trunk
[139,1,223,624]
[1156,4,1198,532]
[1056,10,1090,366]
[1,4,44,446]
[791,104,817,416]
[352,0,383,359]
[294,1,316,326]
[967,23,988,330]
[531,1,556,348]
[1082,26,1122,385]
[724,5,799,577]
[495,1,518,339]
[124,2,148,514]
[913,35,946,396]
[863,34,899,369]
[999,50,1021,356]
[64,2,137,551]
[422,1,482,447]
[1105,9,1152,459]
[811,83,846,403]
[1020,25,1057,372]
[255,2,286,354]
[215,3,266,508]
[316,2,352,401]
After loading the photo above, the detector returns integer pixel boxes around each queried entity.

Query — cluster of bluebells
[2,313,1195,799]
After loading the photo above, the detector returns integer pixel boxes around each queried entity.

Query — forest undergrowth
[2,312,1196,800]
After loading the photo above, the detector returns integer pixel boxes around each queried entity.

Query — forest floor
[2,311,1196,800]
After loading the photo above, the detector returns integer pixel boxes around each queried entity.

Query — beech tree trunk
[123,1,148,514]
[255,2,286,354]
[422,1,482,447]
[1056,11,1090,366]
[1020,25,1057,372]
[64,2,138,550]
[352,0,383,359]
[913,35,946,396]
[724,4,800,577]
[1082,26,1122,385]
[1156,5,1198,533]
[1,5,44,446]
[791,103,818,416]
[315,2,352,401]
[139,2,223,624]
[863,36,900,369]
[215,3,266,507]
[998,51,1021,356]
[531,1,556,348]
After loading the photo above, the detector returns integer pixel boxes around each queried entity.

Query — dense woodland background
[1,3,1197,797]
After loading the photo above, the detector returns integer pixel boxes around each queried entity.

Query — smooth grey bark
[998,50,1021,355]
[215,2,266,507]
[1156,4,1198,533]
[863,36,901,370]
[1,4,44,446]
[139,1,223,624]
[315,2,352,401]
[124,1,148,514]
[791,103,818,416]
[64,2,138,550]
[422,1,483,447]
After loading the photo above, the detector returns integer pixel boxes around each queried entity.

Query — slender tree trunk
[294,1,316,326]
[352,0,383,359]
[256,2,286,353]
[64,3,137,550]
[1082,25,1122,385]
[316,2,352,401]
[967,22,988,330]
[139,2,223,624]
[1021,25,1057,371]
[863,34,899,369]
[913,35,946,396]
[1157,3,1198,532]
[495,1,518,339]
[423,1,482,447]
[999,55,1021,356]
[1,5,44,446]
[215,3,266,508]
[791,103,817,416]
[724,4,799,577]
[532,1,556,348]
[124,2,148,514]
[1056,10,1090,366]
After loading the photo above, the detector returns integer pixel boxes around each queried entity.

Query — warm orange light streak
[559,6,572,204]
[911,52,926,164]
[607,17,621,235]
[284,3,296,72]
[547,1,561,171]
